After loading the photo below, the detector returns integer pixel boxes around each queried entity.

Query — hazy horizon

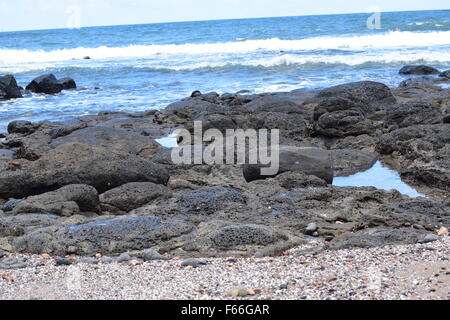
[0,0,449,32]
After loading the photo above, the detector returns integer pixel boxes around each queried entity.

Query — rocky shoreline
[0,65,449,265]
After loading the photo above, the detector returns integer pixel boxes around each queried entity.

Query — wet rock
[57,78,77,90]
[243,146,333,184]
[191,90,202,98]
[0,142,170,198]
[386,101,442,129]
[12,216,194,255]
[99,182,170,213]
[1,198,22,212]
[439,70,450,79]
[399,65,440,75]
[377,124,450,192]
[181,258,208,268]
[176,186,247,215]
[398,78,445,89]
[331,149,377,176]
[7,120,40,135]
[11,184,100,216]
[0,75,22,100]
[26,74,63,94]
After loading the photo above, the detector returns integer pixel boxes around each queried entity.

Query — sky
[0,0,449,32]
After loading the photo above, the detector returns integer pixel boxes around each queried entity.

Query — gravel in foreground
[0,237,448,300]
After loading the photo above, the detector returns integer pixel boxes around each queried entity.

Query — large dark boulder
[0,142,170,198]
[243,146,333,184]
[311,82,396,138]
[399,65,440,75]
[26,74,63,94]
[0,75,22,100]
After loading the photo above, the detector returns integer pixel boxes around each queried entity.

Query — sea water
[0,9,449,130]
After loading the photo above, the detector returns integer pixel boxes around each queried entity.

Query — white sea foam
[142,50,450,71]
[1,30,450,66]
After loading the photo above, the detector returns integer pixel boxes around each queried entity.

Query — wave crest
[1,30,450,65]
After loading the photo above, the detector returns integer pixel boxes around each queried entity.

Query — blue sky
[0,0,449,31]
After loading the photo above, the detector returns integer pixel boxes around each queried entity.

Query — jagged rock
[313,97,377,138]
[386,101,443,129]
[0,75,22,100]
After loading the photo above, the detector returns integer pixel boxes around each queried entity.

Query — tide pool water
[333,161,425,198]
[0,9,449,130]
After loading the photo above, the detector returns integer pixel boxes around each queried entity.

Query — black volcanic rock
[439,70,450,79]
[0,75,23,100]
[26,74,63,94]
[58,77,77,90]
[399,65,440,75]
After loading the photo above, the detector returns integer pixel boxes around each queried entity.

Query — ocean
[0,9,449,131]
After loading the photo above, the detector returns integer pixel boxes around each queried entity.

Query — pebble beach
[1,237,448,300]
